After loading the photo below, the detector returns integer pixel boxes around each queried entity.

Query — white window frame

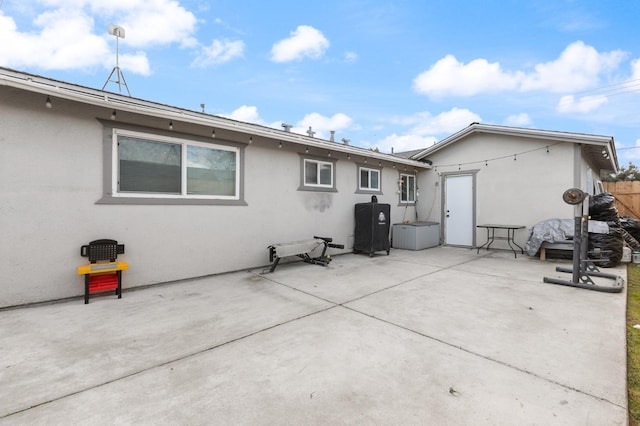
[111,129,240,200]
[400,173,416,204]
[359,166,381,191]
[303,158,334,188]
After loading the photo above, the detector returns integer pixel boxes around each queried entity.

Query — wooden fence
[603,181,640,219]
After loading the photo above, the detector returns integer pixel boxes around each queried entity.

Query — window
[400,173,416,203]
[359,167,380,191]
[304,159,333,187]
[107,129,242,203]
[355,164,382,194]
[299,155,337,192]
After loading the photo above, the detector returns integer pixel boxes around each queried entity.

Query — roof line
[411,122,614,160]
[0,67,430,169]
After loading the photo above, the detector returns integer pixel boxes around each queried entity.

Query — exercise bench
[77,239,128,304]
[267,236,344,273]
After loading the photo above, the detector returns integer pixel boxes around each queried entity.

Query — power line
[557,78,640,107]
[571,78,640,97]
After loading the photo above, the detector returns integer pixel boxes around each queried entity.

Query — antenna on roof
[102,24,131,96]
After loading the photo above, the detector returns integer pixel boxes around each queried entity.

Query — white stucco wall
[0,87,420,307]
[416,133,585,249]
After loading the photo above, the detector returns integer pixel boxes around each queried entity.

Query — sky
[1,0,640,169]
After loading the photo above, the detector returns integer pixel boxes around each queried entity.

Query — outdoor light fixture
[45,96,52,108]
[364,158,368,164]
[169,120,173,130]
[347,154,351,160]
[249,136,252,144]
[305,147,309,154]
[111,110,117,120]
[328,151,331,157]
[392,163,396,169]
[211,128,216,138]
[379,161,382,166]
[278,141,282,149]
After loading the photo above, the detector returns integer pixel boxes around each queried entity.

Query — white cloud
[293,112,352,139]
[0,9,117,71]
[520,41,625,92]
[221,105,264,124]
[192,39,244,67]
[218,108,353,141]
[504,113,532,127]
[118,51,151,76]
[270,25,329,63]
[408,108,481,135]
[389,108,480,134]
[556,94,608,113]
[376,133,437,154]
[414,41,626,97]
[38,0,199,47]
[375,108,481,153]
[631,58,640,81]
[413,55,521,97]
[0,0,199,74]
[115,0,198,48]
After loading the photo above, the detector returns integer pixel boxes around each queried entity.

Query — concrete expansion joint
[244,265,626,411]
[254,271,340,305]
[343,305,625,410]
[0,304,338,420]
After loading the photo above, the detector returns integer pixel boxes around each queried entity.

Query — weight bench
[267,236,344,273]
[77,239,128,304]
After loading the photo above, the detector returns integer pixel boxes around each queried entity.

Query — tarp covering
[525,219,610,256]
[525,219,574,256]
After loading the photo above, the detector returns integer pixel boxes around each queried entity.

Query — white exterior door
[444,174,474,246]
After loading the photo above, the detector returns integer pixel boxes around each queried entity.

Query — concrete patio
[0,246,628,425]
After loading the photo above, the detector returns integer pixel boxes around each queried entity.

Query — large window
[358,166,381,192]
[400,173,416,203]
[299,155,337,192]
[112,129,240,201]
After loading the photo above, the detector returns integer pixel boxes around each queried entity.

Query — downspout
[573,143,582,189]
[414,170,419,221]
[573,143,585,218]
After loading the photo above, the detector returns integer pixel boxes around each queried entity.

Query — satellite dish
[108,24,125,39]
[562,188,587,205]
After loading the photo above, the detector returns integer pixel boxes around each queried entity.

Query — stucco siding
[417,133,580,248]
[0,87,418,307]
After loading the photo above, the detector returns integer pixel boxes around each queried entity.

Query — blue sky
[2,1,640,168]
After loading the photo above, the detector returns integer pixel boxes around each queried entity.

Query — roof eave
[0,67,430,170]
[411,123,616,163]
